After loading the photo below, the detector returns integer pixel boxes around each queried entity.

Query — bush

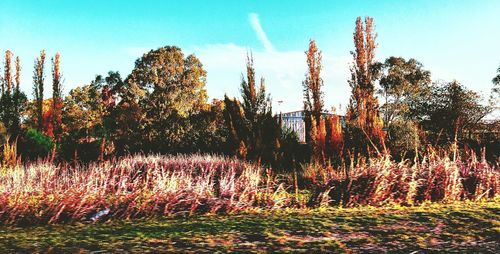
[18,129,54,160]
[386,120,420,160]
[58,131,103,163]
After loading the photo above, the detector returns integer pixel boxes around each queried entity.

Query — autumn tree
[11,56,26,136]
[3,50,13,95]
[326,112,344,159]
[303,39,324,142]
[33,50,46,131]
[51,53,63,139]
[346,16,384,151]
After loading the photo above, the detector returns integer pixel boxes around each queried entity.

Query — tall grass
[306,149,499,207]
[0,155,289,225]
[0,149,498,225]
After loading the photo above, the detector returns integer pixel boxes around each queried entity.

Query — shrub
[386,119,420,160]
[17,129,54,160]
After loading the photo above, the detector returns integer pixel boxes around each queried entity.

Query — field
[0,154,498,252]
[0,201,498,253]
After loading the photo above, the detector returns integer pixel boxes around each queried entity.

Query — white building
[280,110,345,143]
[281,110,307,142]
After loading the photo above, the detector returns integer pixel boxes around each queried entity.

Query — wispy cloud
[192,43,351,113]
[249,13,275,52]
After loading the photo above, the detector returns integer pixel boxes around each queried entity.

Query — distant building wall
[280,110,345,143]
[281,111,306,142]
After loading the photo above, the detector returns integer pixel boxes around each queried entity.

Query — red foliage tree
[327,114,343,157]
[346,16,385,148]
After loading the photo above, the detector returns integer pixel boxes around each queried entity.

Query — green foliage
[18,129,54,160]
[278,127,305,171]
[124,46,208,152]
[223,55,282,166]
[0,123,7,145]
[63,83,106,133]
[386,119,420,159]
[32,50,46,131]
[180,101,229,154]
[127,46,207,117]
[377,57,431,126]
[409,80,491,144]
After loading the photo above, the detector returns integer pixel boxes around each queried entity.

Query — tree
[303,39,324,141]
[61,72,120,161]
[3,50,13,95]
[1,50,14,130]
[327,113,343,159]
[302,39,330,162]
[410,80,490,143]
[1,51,26,136]
[12,56,27,136]
[493,66,500,86]
[51,53,63,139]
[181,99,228,154]
[127,46,207,117]
[378,57,431,126]
[33,50,46,131]
[491,65,500,109]
[223,54,281,165]
[346,16,385,150]
[126,46,208,151]
[63,84,106,134]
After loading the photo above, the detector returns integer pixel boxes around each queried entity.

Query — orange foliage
[327,114,343,156]
[310,116,327,163]
[3,50,13,93]
[39,98,63,138]
[347,16,385,146]
[317,117,326,161]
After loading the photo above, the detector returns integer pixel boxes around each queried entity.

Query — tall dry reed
[0,155,288,225]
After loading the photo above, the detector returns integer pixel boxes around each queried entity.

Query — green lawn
[0,201,498,253]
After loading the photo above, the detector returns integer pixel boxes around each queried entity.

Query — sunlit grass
[0,200,497,253]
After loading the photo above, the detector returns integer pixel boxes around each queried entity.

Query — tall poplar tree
[3,50,13,95]
[346,17,384,146]
[33,50,46,131]
[303,39,324,143]
[1,50,14,132]
[12,56,26,136]
[52,53,62,139]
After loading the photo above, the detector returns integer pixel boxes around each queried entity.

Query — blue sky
[1,0,499,113]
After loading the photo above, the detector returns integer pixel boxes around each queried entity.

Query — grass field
[0,200,498,253]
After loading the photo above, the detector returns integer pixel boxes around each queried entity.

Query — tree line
[0,16,498,167]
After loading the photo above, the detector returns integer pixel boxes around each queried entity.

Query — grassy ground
[0,201,498,253]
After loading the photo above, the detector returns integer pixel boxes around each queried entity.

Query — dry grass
[0,148,498,225]
[0,155,290,225]
[306,149,499,207]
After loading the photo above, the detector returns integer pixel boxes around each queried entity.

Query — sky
[0,0,499,113]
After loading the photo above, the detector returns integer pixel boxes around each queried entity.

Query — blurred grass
[0,199,498,253]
